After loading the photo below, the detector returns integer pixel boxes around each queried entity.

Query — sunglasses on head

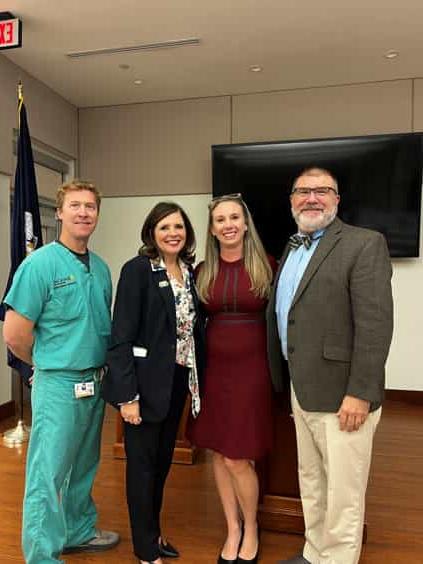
[209,193,244,208]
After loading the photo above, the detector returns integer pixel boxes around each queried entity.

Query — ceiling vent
[66,37,201,59]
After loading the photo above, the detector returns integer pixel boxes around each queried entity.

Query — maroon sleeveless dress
[186,257,274,460]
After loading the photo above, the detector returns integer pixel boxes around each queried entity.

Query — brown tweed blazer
[266,217,393,413]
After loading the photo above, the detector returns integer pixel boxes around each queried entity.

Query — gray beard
[292,206,338,233]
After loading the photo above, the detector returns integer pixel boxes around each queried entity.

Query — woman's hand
[120,401,142,425]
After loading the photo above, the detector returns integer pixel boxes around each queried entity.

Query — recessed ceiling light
[249,65,263,73]
[119,63,130,70]
[384,50,399,60]
[134,79,143,85]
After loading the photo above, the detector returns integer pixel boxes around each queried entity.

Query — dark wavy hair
[139,201,196,264]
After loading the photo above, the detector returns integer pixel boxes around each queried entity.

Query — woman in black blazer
[102,202,205,564]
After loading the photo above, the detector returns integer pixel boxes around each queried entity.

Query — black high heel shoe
[236,526,259,564]
[218,556,237,564]
[237,552,259,564]
[217,522,244,564]
[158,539,179,558]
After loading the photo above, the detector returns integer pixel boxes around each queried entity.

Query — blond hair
[56,180,102,210]
[196,195,273,302]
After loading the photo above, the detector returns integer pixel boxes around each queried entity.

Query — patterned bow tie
[288,233,312,250]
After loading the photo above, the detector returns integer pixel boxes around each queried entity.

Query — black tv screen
[212,133,423,258]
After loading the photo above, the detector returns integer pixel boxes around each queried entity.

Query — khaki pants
[291,386,381,564]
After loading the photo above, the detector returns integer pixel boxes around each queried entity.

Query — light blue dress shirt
[276,230,324,358]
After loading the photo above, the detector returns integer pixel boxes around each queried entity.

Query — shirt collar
[150,257,166,272]
[297,228,325,241]
[150,257,189,276]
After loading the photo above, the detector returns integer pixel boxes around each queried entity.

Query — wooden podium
[257,392,304,534]
[257,393,367,541]
[114,396,196,464]
[114,391,304,533]
[114,392,368,540]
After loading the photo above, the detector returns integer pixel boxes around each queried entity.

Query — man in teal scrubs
[3,180,119,564]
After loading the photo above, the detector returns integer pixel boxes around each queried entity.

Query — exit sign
[0,12,22,50]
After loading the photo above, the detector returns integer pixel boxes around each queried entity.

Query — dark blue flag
[0,100,43,384]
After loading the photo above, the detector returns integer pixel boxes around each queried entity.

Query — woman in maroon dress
[187,194,275,564]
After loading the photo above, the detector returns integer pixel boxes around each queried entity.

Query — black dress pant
[124,364,189,561]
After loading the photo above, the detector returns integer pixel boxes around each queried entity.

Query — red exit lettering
[0,22,14,45]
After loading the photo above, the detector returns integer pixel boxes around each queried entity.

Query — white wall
[387,189,423,391]
[389,260,423,391]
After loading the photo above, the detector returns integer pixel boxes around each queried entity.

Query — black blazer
[102,255,205,422]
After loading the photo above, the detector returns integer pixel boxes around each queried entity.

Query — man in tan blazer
[267,167,393,564]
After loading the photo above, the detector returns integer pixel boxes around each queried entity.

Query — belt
[208,312,265,324]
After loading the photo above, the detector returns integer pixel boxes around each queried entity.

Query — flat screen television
[212,133,423,258]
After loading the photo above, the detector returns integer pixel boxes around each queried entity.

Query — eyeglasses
[209,193,244,208]
[291,186,338,197]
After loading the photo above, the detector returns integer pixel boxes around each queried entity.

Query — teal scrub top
[4,241,112,371]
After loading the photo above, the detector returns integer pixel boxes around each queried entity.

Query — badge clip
[74,381,95,399]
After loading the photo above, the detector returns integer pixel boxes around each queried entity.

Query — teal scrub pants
[22,369,105,564]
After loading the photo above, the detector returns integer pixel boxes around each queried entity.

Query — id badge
[74,381,95,399]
